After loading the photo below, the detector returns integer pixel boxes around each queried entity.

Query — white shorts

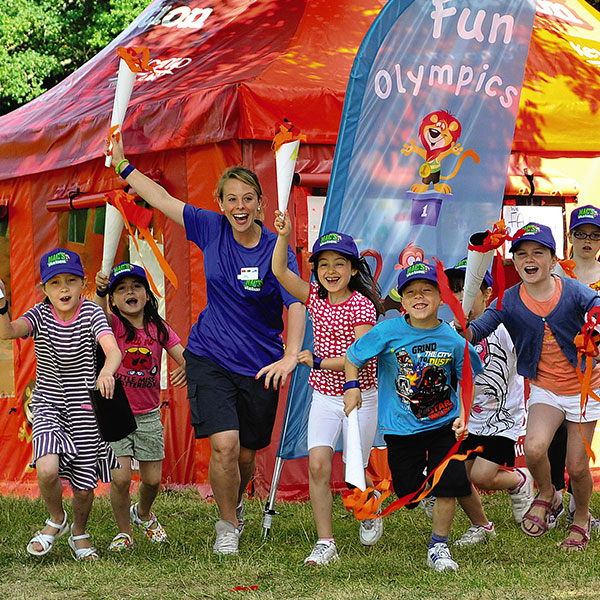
[528,384,600,423]
[307,387,378,467]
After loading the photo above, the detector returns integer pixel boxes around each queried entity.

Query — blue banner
[278,0,537,460]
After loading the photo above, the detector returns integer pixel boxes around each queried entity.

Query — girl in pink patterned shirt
[272,211,383,566]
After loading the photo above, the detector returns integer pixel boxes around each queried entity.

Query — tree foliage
[0,0,152,116]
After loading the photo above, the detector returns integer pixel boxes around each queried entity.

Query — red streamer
[116,46,155,74]
[271,118,306,154]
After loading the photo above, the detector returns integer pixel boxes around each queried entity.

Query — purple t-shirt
[183,205,301,376]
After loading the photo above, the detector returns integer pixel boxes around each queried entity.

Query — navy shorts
[385,424,471,503]
[461,433,516,467]
[184,350,279,450]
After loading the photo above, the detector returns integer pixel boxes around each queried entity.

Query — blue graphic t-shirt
[183,205,301,376]
[348,315,483,435]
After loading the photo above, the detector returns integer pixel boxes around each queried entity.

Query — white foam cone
[105,59,137,167]
[101,203,125,275]
[275,140,300,213]
[345,409,366,491]
[462,231,494,317]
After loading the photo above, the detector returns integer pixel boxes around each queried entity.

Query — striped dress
[22,299,119,490]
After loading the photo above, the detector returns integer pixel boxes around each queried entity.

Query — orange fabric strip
[271,119,307,154]
[116,46,155,74]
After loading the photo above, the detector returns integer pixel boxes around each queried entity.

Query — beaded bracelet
[115,158,129,175]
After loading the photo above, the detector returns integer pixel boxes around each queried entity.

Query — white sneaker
[453,523,496,547]
[213,520,240,555]
[509,468,534,523]
[420,495,435,519]
[304,540,339,565]
[427,542,459,572]
[236,501,245,534]
[359,490,383,546]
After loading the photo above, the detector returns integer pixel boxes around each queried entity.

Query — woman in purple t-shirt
[106,134,305,555]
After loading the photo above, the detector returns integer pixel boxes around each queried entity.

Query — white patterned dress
[22,299,119,490]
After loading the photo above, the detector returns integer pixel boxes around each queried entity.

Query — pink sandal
[520,488,561,538]
[559,516,591,552]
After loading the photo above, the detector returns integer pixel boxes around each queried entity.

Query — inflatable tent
[0,0,599,498]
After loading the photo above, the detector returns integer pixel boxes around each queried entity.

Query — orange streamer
[116,46,155,74]
[105,124,121,156]
[271,118,306,154]
[467,220,510,253]
[558,259,577,279]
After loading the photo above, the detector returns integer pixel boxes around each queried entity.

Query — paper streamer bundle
[272,119,306,213]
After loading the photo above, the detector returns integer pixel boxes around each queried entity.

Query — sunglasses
[572,230,600,241]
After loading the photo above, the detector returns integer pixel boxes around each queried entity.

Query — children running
[345,262,483,572]
[0,248,121,560]
[95,262,186,551]
[272,214,384,565]
[461,223,600,551]
[444,259,533,546]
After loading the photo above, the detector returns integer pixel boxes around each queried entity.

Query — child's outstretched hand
[273,210,292,238]
[170,364,186,387]
[104,131,126,168]
[452,416,467,440]
[96,271,110,295]
[97,369,116,399]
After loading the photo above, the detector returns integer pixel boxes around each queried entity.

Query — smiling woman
[105,133,306,556]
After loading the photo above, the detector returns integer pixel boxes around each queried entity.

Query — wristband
[120,163,135,179]
[313,356,322,370]
[115,158,129,175]
[96,288,108,298]
[342,380,360,391]
[0,303,7,315]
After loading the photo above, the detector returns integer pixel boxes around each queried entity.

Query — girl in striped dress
[0,248,121,560]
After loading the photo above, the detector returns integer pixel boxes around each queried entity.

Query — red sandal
[559,516,591,552]
[520,488,561,538]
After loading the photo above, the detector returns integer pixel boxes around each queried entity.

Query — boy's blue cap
[569,205,600,231]
[309,231,359,261]
[397,261,438,294]
[509,222,556,253]
[40,248,84,284]
[445,257,493,288]
[108,262,148,292]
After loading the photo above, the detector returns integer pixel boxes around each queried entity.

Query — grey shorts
[110,409,165,462]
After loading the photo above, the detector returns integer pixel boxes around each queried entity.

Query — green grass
[1,489,600,599]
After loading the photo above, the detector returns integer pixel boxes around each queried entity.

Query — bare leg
[523,404,564,534]
[209,430,242,528]
[565,420,596,538]
[137,460,162,521]
[30,454,64,553]
[237,446,256,506]
[309,446,334,538]
[432,496,455,538]
[110,456,133,535]
[469,456,521,491]
[458,484,488,527]
[71,489,94,550]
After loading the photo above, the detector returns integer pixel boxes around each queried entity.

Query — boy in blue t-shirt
[344,262,483,572]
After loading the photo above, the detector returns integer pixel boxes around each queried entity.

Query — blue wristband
[313,356,322,370]
[96,288,108,298]
[120,163,135,179]
[342,380,360,391]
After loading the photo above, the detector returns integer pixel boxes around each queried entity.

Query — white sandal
[26,510,69,556]
[68,532,98,561]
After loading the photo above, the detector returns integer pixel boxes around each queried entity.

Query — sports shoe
[508,468,534,523]
[304,540,339,565]
[453,523,496,547]
[548,503,565,530]
[420,495,435,519]
[359,490,383,546]
[130,503,168,543]
[213,519,240,555]
[427,542,459,572]
[236,501,245,534]
[107,532,134,552]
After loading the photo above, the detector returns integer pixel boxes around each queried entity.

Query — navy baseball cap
[445,257,493,288]
[108,262,148,292]
[509,222,556,253]
[40,248,84,284]
[569,205,600,231]
[397,261,438,294]
[309,231,359,262]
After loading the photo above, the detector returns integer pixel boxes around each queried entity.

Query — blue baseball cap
[108,262,148,292]
[445,257,493,288]
[509,222,556,253]
[569,205,600,231]
[309,231,359,262]
[397,261,438,294]
[40,248,84,284]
